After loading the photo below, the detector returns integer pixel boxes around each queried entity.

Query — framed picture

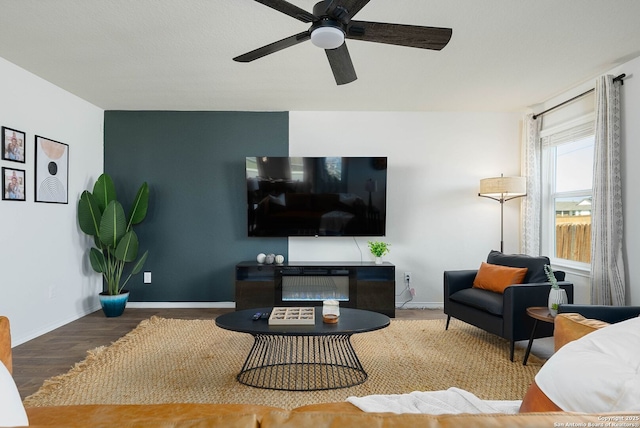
[35,135,68,204]
[2,126,26,163]
[2,167,26,201]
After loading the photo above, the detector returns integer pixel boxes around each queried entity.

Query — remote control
[260,312,270,319]
[252,312,261,320]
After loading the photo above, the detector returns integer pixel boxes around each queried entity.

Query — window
[323,157,342,181]
[541,119,594,265]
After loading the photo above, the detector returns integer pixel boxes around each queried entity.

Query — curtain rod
[532,73,626,120]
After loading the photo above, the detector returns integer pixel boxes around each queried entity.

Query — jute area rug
[24,316,544,410]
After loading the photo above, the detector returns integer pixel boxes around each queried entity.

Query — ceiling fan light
[311,26,345,50]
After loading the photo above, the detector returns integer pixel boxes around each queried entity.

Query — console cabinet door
[356,280,395,317]
[235,281,275,310]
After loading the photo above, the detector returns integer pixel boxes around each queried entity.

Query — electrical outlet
[144,271,152,284]
[404,272,412,284]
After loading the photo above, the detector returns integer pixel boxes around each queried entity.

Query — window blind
[541,120,594,148]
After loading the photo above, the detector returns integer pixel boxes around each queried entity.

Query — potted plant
[544,264,567,316]
[368,241,390,264]
[77,173,149,317]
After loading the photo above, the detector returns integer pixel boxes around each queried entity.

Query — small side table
[523,306,555,365]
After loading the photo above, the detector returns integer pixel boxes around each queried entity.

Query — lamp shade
[479,176,526,197]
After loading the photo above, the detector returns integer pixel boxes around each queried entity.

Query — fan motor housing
[310,18,346,34]
[313,2,349,22]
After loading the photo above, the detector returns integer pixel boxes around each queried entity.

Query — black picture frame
[2,126,26,163]
[34,135,69,204]
[2,167,26,201]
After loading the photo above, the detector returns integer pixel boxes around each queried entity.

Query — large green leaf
[114,230,138,262]
[89,247,107,273]
[99,200,127,248]
[129,182,149,226]
[77,191,101,236]
[78,173,150,294]
[93,173,116,213]
[130,250,148,275]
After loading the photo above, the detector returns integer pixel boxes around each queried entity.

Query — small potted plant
[368,241,390,264]
[77,173,149,317]
[544,264,567,316]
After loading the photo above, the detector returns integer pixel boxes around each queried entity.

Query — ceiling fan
[234,0,452,85]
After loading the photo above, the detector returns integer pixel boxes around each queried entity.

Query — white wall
[618,57,640,305]
[605,57,640,306]
[3,56,637,346]
[289,55,640,309]
[0,58,104,345]
[289,111,521,307]
[534,55,640,306]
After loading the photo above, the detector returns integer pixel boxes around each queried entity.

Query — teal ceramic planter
[99,291,129,317]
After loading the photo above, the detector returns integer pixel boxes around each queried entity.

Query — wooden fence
[556,222,590,263]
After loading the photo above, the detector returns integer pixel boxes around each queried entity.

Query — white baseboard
[395,301,444,310]
[13,303,102,347]
[126,301,236,309]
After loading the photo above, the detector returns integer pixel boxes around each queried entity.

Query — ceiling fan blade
[325,43,357,85]
[336,0,370,18]
[253,0,318,23]
[234,31,311,62]
[347,21,452,50]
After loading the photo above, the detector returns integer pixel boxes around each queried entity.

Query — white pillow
[535,315,640,412]
[0,362,28,427]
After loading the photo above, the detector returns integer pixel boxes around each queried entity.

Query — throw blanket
[347,387,521,414]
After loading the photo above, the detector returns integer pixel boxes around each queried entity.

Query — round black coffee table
[215,307,390,391]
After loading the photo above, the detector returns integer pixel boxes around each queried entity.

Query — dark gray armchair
[444,251,574,361]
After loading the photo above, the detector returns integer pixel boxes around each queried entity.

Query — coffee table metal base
[237,334,366,391]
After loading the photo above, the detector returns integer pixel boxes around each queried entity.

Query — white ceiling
[1,0,639,112]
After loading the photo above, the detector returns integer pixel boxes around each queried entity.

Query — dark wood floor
[11,307,446,400]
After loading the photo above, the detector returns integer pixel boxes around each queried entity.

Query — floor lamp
[478,174,527,253]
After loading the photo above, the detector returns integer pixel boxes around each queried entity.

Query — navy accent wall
[104,111,288,302]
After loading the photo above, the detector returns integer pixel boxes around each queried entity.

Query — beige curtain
[520,114,542,256]
[591,75,626,305]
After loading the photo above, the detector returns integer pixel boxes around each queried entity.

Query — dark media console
[235,261,395,317]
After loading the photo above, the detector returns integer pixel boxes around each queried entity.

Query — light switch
[144,271,152,284]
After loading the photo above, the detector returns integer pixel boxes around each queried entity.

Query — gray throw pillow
[486,250,550,283]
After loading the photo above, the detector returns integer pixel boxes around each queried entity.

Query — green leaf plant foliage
[544,264,559,290]
[78,173,149,295]
[368,241,390,258]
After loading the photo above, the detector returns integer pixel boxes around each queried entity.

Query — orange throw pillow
[553,313,610,351]
[472,262,528,293]
[519,380,562,412]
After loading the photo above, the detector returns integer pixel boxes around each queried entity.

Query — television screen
[246,156,387,237]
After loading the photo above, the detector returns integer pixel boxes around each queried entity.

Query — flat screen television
[246,156,387,237]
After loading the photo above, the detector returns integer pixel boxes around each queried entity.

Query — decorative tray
[268,307,315,325]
